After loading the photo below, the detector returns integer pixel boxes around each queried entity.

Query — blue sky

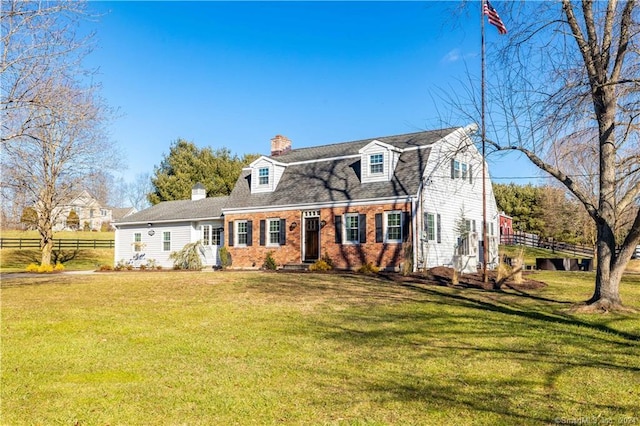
[85,1,542,184]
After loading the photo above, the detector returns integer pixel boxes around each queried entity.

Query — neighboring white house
[114,184,227,268]
[114,126,499,272]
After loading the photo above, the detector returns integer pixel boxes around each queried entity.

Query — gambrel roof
[116,196,228,225]
[226,128,457,210]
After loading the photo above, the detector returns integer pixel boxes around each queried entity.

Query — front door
[304,217,320,262]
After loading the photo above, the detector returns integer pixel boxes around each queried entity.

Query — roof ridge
[279,128,456,156]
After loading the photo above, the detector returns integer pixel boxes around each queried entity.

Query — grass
[2,270,639,425]
[0,230,115,272]
[0,248,114,272]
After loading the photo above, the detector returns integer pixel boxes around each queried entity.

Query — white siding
[115,219,224,269]
[359,141,399,183]
[250,158,286,193]
[417,130,499,270]
[115,222,192,268]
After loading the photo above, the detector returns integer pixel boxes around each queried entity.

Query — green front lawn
[2,271,639,425]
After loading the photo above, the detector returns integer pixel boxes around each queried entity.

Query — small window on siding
[370,153,384,174]
[134,233,142,252]
[258,167,269,185]
[163,232,171,251]
[425,213,436,241]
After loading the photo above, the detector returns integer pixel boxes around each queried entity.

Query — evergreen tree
[148,139,259,205]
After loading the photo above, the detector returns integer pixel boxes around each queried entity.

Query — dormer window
[370,154,384,174]
[258,167,269,185]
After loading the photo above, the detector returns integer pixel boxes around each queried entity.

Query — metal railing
[0,238,115,250]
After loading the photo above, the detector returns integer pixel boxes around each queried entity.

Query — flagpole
[481,0,489,285]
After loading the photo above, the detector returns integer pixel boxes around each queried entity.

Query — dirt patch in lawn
[380,266,547,291]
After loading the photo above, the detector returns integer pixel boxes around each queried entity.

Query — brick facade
[225,201,412,270]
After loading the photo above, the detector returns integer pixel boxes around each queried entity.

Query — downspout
[411,196,418,273]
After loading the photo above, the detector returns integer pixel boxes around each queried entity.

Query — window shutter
[375,213,383,243]
[359,214,367,244]
[451,158,455,179]
[402,212,411,242]
[247,220,253,246]
[469,165,473,183]
[437,214,442,243]
[259,220,266,246]
[228,221,234,247]
[279,219,286,245]
[334,215,342,243]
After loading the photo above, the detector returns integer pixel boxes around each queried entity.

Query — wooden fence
[0,238,115,250]
[501,231,594,257]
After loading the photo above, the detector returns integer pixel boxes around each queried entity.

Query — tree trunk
[587,220,623,310]
[39,223,54,266]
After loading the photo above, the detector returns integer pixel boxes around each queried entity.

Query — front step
[282,263,311,271]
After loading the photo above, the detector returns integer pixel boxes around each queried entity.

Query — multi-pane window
[425,213,436,241]
[237,221,248,245]
[259,167,269,185]
[453,160,461,179]
[452,159,472,182]
[345,214,360,243]
[268,219,280,245]
[134,233,142,252]
[163,232,171,251]
[370,153,384,174]
[212,228,221,245]
[202,225,211,246]
[201,225,222,246]
[386,212,402,242]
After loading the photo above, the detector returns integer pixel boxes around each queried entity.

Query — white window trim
[344,213,360,245]
[267,218,280,247]
[258,167,270,186]
[370,153,384,175]
[425,213,436,242]
[162,231,171,252]
[384,211,403,243]
[133,233,142,252]
[236,220,248,247]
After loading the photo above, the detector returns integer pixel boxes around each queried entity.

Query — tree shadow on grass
[298,276,639,423]
[395,281,640,343]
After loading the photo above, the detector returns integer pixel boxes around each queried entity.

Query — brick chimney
[270,135,291,157]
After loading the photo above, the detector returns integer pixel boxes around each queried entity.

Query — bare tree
[1,1,118,265]
[125,173,152,211]
[442,1,639,310]
[1,1,94,143]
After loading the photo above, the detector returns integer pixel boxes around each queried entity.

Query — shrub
[26,263,39,272]
[54,262,65,272]
[219,246,232,269]
[357,262,379,274]
[115,259,128,271]
[145,259,158,269]
[309,259,332,272]
[169,241,204,270]
[139,264,147,271]
[37,263,54,273]
[99,264,114,271]
[262,251,277,270]
[321,251,334,268]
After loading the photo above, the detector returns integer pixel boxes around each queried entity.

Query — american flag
[484,0,507,35]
